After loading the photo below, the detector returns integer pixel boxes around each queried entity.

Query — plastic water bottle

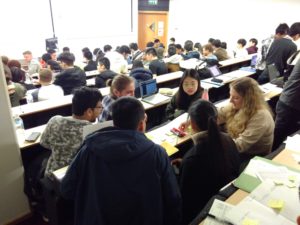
[13,114,25,141]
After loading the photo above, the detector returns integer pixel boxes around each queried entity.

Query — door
[138,11,168,50]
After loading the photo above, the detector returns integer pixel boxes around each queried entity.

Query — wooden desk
[87,71,184,88]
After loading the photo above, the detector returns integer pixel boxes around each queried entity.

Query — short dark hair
[170,37,175,42]
[249,38,258,46]
[168,46,177,56]
[112,97,145,130]
[175,44,183,50]
[275,23,289,35]
[212,39,221,48]
[93,48,100,56]
[289,22,300,37]
[237,39,247,47]
[7,60,21,69]
[82,47,90,53]
[184,40,193,51]
[42,53,52,63]
[47,49,56,54]
[98,57,110,70]
[208,38,215,44]
[154,39,160,43]
[72,87,103,116]
[194,42,202,52]
[129,43,138,51]
[220,42,227,49]
[146,42,154,48]
[83,51,93,60]
[118,45,131,55]
[145,47,157,57]
[63,47,70,52]
[104,45,112,52]
[10,66,26,83]
[132,60,144,69]
[47,60,61,71]
[58,52,75,66]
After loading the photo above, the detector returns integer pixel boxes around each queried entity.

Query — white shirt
[234,48,248,58]
[105,51,128,74]
[38,84,64,101]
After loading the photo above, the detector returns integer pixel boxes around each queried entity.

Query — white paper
[285,134,300,152]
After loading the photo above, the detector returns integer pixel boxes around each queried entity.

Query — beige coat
[218,105,274,155]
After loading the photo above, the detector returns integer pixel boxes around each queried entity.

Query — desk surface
[219,54,255,67]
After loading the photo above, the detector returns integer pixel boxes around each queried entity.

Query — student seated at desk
[30,69,64,102]
[40,87,103,178]
[234,38,248,58]
[54,52,86,95]
[83,51,97,72]
[218,77,274,160]
[61,97,181,225]
[95,57,117,88]
[163,45,183,65]
[180,77,274,162]
[99,75,135,122]
[129,60,152,97]
[176,99,240,225]
[181,40,200,60]
[212,39,230,61]
[166,69,203,120]
[144,47,168,76]
[202,43,218,62]
[4,66,27,107]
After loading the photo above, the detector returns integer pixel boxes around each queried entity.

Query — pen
[207,213,233,225]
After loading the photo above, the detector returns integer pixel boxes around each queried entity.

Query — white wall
[0,0,138,62]
[0,61,30,223]
[168,0,300,51]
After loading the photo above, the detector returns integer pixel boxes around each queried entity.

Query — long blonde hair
[226,77,272,138]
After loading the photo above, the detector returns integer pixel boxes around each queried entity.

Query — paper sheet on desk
[226,180,299,225]
[259,83,282,94]
[285,134,300,152]
[203,199,233,225]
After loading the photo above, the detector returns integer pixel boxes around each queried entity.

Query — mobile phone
[170,128,186,137]
[25,132,41,142]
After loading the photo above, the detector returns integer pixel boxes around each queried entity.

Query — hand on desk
[178,119,191,132]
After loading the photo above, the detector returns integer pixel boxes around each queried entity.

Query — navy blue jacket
[61,127,181,225]
[130,68,153,97]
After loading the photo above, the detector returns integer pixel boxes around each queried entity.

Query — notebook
[140,79,170,105]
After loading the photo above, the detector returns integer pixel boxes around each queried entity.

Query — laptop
[207,65,224,83]
[239,55,257,72]
[140,79,170,105]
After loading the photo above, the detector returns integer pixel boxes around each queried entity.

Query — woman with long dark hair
[178,99,240,225]
[165,69,203,120]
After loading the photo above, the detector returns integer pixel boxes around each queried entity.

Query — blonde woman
[180,77,274,159]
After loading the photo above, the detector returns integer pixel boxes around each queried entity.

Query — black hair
[154,39,160,43]
[47,60,62,71]
[170,37,175,42]
[188,99,230,181]
[275,23,289,35]
[84,51,93,60]
[47,49,56,54]
[249,38,258,46]
[175,44,183,51]
[57,52,75,66]
[63,47,70,52]
[72,87,103,116]
[93,48,100,56]
[184,40,194,52]
[237,38,247,47]
[129,43,138,51]
[82,47,90,53]
[208,38,215,44]
[194,42,203,53]
[146,42,154,48]
[10,66,26,83]
[175,69,203,110]
[220,42,227,49]
[168,46,177,57]
[112,96,145,130]
[118,45,131,55]
[131,60,144,69]
[104,45,112,52]
[145,47,157,57]
[289,22,300,37]
[42,53,52,63]
[212,39,221,48]
[98,57,110,70]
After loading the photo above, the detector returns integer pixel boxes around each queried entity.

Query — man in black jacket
[95,57,117,88]
[54,52,86,95]
[61,97,182,225]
